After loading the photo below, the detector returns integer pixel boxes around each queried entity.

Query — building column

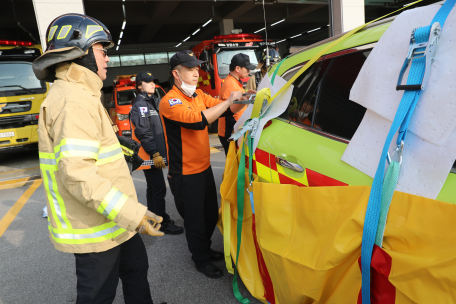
[329,0,364,36]
[219,19,234,35]
[32,0,85,49]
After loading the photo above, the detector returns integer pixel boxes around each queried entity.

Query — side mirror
[200,50,213,73]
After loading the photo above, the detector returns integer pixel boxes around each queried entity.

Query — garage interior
[1,0,437,90]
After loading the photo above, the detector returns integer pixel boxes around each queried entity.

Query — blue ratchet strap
[360,1,456,303]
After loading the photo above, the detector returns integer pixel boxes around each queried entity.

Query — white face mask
[298,111,309,119]
[177,71,196,97]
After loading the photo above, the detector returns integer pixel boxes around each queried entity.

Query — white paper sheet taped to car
[350,4,456,146]
[234,74,293,153]
[342,110,456,199]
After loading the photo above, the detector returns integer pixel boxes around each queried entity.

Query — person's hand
[152,152,165,169]
[227,91,243,105]
[136,210,164,236]
[246,89,257,95]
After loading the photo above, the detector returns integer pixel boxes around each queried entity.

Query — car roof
[272,1,443,78]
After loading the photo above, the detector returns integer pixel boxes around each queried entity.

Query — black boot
[196,262,223,278]
[160,220,184,235]
[210,249,224,261]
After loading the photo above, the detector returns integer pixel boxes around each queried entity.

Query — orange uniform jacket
[160,86,228,175]
[218,74,246,138]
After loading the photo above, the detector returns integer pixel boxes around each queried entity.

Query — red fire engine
[191,33,276,97]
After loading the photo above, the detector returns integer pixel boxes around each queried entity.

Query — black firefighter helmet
[33,13,114,82]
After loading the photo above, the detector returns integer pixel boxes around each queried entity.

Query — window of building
[145,53,168,65]
[313,50,371,140]
[120,54,145,67]
[168,52,178,61]
[107,55,121,67]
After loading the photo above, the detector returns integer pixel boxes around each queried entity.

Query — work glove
[152,152,166,169]
[136,210,164,236]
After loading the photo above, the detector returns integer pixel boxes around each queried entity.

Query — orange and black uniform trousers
[74,234,153,304]
[167,167,218,267]
[218,114,236,156]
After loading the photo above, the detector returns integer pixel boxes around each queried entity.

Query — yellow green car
[253,13,456,205]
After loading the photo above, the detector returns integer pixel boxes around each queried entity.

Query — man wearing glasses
[33,14,166,304]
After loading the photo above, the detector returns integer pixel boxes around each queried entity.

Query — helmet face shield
[33,13,114,82]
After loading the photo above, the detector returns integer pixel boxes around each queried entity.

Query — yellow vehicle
[0,40,49,152]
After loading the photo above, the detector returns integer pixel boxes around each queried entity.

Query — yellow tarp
[220,143,456,303]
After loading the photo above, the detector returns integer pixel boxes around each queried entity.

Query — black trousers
[144,168,170,222]
[218,135,230,156]
[74,234,153,304]
[167,166,219,267]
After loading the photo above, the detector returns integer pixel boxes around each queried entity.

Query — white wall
[32,0,85,49]
[330,0,364,36]
[103,63,170,88]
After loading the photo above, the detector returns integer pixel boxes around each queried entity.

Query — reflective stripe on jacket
[38,62,146,254]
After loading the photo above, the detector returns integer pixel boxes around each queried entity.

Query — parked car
[255,14,456,204]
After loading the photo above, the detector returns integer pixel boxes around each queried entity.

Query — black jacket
[130,92,167,164]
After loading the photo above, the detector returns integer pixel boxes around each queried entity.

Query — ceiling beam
[223,2,256,19]
[138,1,180,43]
[286,4,326,20]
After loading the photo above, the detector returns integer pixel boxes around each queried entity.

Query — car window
[279,59,330,123]
[312,50,371,140]
[117,90,137,106]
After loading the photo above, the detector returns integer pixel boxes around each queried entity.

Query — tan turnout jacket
[38,62,146,253]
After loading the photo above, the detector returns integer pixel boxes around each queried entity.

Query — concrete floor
[0,147,261,304]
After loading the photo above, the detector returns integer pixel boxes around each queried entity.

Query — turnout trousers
[167,166,219,267]
[144,168,170,222]
[74,233,154,304]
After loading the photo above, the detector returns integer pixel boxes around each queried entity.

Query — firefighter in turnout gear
[130,71,184,235]
[245,48,281,92]
[33,14,166,304]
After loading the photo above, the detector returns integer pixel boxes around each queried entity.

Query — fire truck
[191,33,277,97]
[0,40,49,153]
[105,74,166,138]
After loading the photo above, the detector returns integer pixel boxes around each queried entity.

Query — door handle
[275,156,304,173]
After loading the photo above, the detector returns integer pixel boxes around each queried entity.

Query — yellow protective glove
[136,210,164,236]
[152,152,165,169]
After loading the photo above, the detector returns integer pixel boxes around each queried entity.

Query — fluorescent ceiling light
[117,39,121,45]
[307,27,320,33]
[271,19,285,26]
[192,29,200,35]
[122,21,126,30]
[290,34,302,39]
[254,27,265,33]
[183,36,190,42]
[277,39,286,43]
[202,18,212,27]
[116,46,119,51]
[119,31,123,39]
[175,43,182,47]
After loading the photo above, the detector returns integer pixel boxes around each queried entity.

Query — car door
[267,48,374,187]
